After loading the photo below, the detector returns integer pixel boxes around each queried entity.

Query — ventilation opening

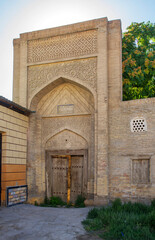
[130,118,147,132]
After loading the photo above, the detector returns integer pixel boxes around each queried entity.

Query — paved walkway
[0,204,101,240]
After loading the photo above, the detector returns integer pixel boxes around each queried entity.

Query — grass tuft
[87,208,100,219]
[75,195,86,208]
[82,199,155,240]
[35,195,86,208]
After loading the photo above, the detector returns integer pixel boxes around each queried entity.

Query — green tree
[122,22,155,100]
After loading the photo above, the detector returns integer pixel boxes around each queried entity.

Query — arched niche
[29,76,96,111]
[45,129,88,151]
[36,82,94,116]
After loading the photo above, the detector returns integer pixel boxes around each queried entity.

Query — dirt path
[0,204,101,240]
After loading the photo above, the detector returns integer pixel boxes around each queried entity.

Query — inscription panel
[28,30,97,63]
[57,104,74,114]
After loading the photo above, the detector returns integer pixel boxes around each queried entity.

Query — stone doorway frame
[45,149,88,201]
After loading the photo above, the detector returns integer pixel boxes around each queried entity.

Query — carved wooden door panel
[70,155,83,203]
[52,156,68,202]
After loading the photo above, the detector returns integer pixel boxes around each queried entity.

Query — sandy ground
[0,204,101,240]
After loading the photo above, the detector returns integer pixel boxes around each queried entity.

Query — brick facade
[10,18,155,204]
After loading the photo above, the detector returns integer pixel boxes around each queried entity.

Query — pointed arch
[43,128,88,147]
[29,75,96,111]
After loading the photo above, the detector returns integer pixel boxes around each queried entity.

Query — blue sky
[0,0,154,100]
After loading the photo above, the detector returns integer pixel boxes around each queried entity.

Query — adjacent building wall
[0,105,29,205]
[109,98,155,203]
[107,20,155,203]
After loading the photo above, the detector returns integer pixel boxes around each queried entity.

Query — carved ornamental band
[28,58,97,98]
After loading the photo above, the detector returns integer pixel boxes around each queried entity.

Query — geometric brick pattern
[12,18,155,204]
[27,30,97,63]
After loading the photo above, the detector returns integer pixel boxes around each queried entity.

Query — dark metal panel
[6,185,28,207]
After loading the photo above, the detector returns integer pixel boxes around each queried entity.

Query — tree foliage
[122,22,155,100]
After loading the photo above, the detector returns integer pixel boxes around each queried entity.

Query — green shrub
[151,199,155,209]
[49,196,66,207]
[87,208,100,219]
[131,202,150,214]
[44,196,50,205]
[66,201,73,208]
[83,201,155,240]
[148,211,155,229]
[38,196,66,207]
[122,201,150,214]
[34,201,38,206]
[82,218,103,231]
[123,201,134,213]
[111,198,122,211]
[75,195,86,207]
[103,221,154,240]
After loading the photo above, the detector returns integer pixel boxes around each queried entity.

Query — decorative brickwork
[42,115,92,144]
[12,18,155,205]
[27,30,97,63]
[28,58,97,98]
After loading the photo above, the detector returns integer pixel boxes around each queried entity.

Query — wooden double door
[46,151,87,203]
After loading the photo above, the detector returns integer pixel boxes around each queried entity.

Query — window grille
[130,118,147,132]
